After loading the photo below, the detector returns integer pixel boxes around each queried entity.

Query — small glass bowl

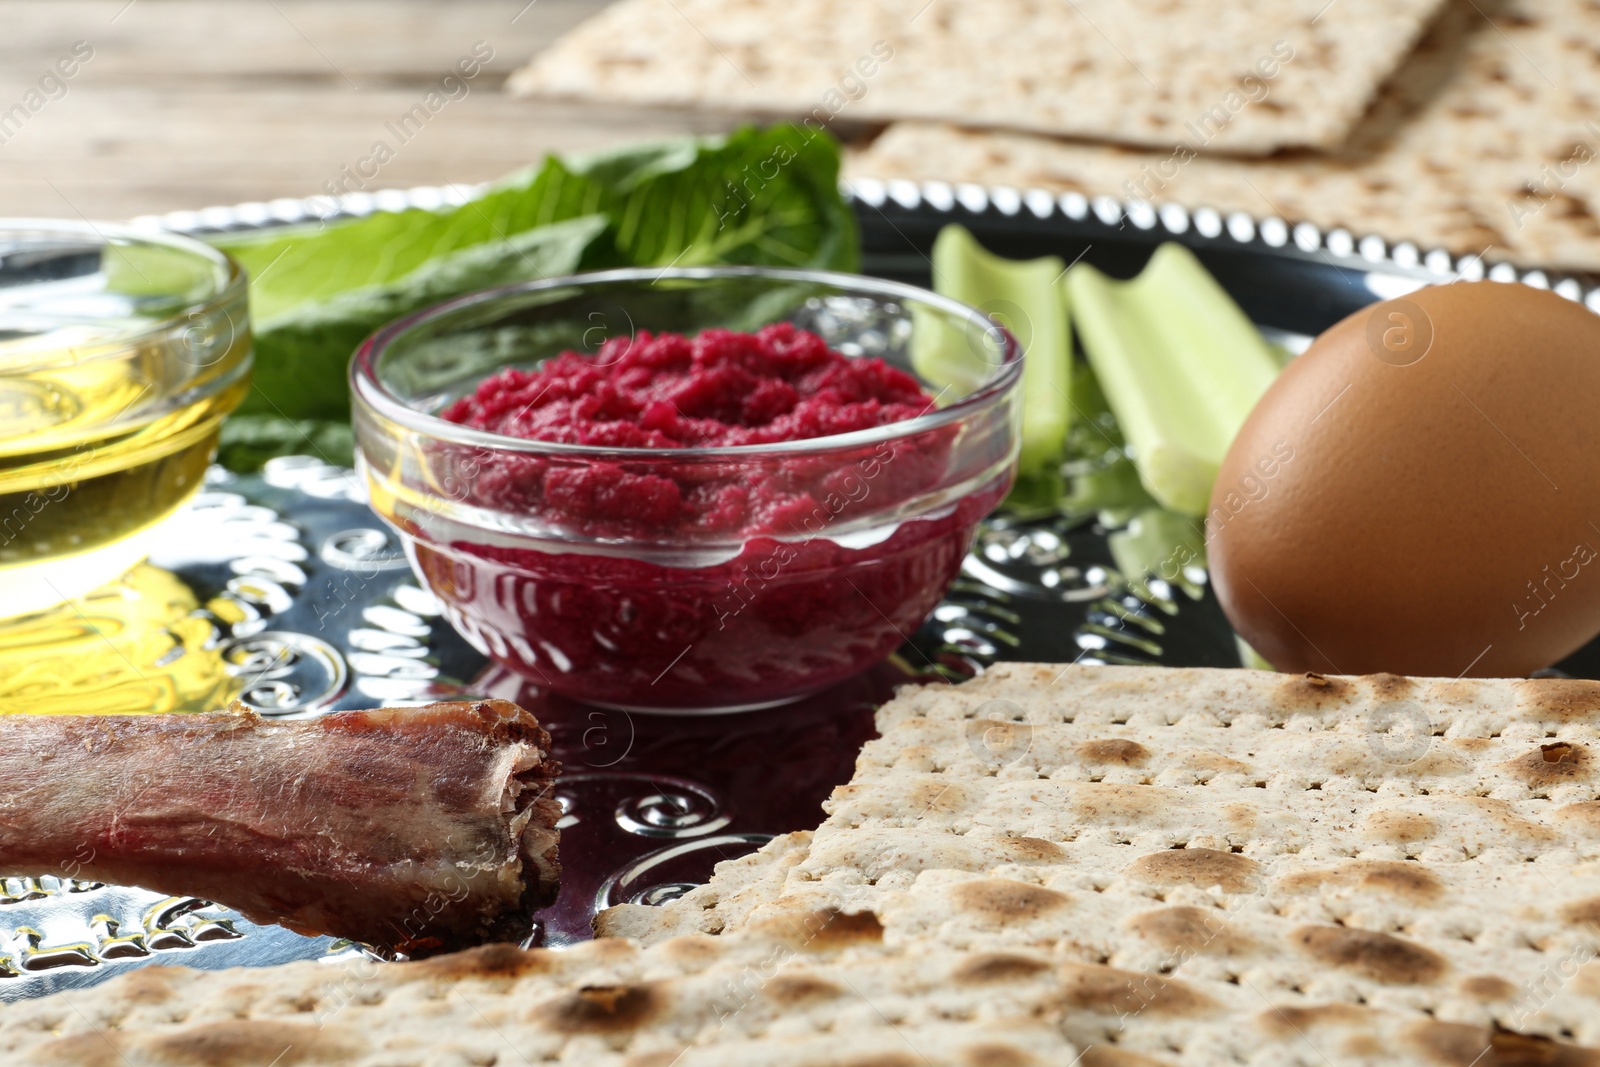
[351,267,1021,713]
[0,220,251,617]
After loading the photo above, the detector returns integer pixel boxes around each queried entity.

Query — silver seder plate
[16,174,1570,1000]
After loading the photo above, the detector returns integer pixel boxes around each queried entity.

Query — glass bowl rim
[349,265,1024,461]
[0,217,247,362]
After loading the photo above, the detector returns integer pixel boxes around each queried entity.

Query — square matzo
[510,0,1448,155]
[599,664,1600,1049]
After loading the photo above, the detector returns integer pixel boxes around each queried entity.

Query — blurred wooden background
[0,0,738,220]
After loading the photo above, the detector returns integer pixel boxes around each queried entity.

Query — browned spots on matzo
[833,1055,921,1067]
[1459,975,1517,1000]
[1574,961,1600,998]
[960,1043,1049,1067]
[1277,672,1355,710]
[1077,739,1151,766]
[1291,925,1447,985]
[1430,681,1488,708]
[762,973,843,1004]
[113,965,181,1005]
[1463,797,1558,844]
[531,983,666,1034]
[808,910,885,948]
[1367,672,1417,697]
[1363,809,1439,844]
[1561,896,1600,927]
[1255,1002,1371,1036]
[1282,859,1445,901]
[1079,1049,1177,1067]
[621,1053,682,1067]
[1180,751,1251,775]
[1506,741,1592,787]
[134,1021,363,1066]
[1556,800,1600,835]
[33,1034,126,1067]
[1349,860,1443,899]
[1127,848,1261,893]
[1058,963,1214,1016]
[655,934,724,967]
[1223,802,1259,833]
[1406,1020,1600,1066]
[411,942,552,981]
[994,836,1066,863]
[949,879,1072,922]
[910,779,972,812]
[951,952,1052,983]
[1126,905,1253,955]
[752,908,886,949]
[1070,783,1175,822]
[1519,678,1600,723]
[1342,1034,1386,1059]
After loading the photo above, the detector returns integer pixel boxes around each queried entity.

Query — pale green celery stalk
[1108,506,1206,605]
[1066,243,1279,516]
[1236,636,1276,671]
[912,225,1072,475]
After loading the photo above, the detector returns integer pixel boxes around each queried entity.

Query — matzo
[599,665,1600,1044]
[0,917,1081,1066]
[848,0,1600,271]
[10,908,1599,1065]
[509,0,1446,155]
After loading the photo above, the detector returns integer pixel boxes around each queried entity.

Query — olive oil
[0,222,251,619]
[0,563,236,714]
[0,353,247,615]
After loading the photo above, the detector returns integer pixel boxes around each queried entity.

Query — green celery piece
[244,215,610,422]
[1236,636,1276,671]
[914,225,1072,475]
[1060,359,1157,519]
[1003,468,1067,519]
[1108,506,1206,604]
[1066,243,1279,516]
[1067,461,1158,521]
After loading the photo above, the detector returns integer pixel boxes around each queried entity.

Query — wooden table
[0,0,738,221]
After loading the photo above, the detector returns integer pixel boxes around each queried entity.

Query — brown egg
[1208,281,1600,678]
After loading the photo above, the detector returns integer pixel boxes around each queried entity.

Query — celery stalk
[1108,506,1207,603]
[913,225,1072,475]
[1066,243,1279,516]
[1236,637,1276,671]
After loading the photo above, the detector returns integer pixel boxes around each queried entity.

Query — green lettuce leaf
[244,215,609,422]
[216,414,354,473]
[211,124,857,431]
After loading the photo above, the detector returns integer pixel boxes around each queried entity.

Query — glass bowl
[351,267,1021,713]
[0,220,251,618]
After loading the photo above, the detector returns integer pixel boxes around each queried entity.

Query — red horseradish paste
[423,323,1003,709]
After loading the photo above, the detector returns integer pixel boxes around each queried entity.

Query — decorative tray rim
[126,177,1600,310]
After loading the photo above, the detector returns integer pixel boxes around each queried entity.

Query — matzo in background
[849,0,1600,271]
[511,0,1446,155]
